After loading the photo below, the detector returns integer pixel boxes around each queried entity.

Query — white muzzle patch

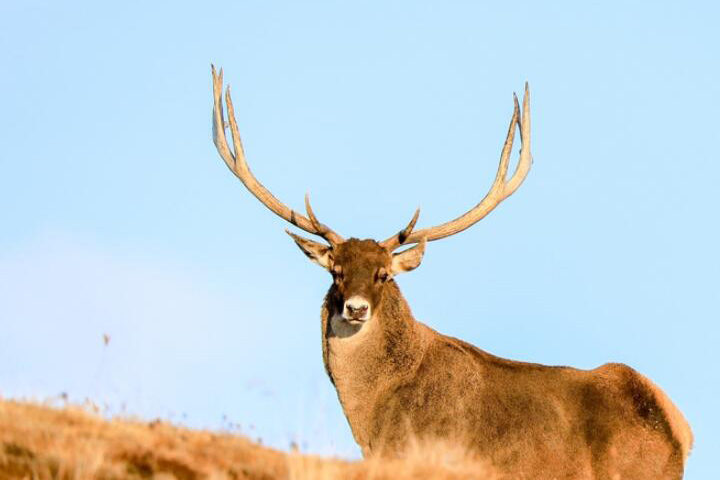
[342,295,371,322]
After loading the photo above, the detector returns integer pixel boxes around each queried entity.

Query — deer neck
[321,281,426,447]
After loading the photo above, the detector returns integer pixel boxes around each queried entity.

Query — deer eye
[332,267,343,283]
[376,269,390,283]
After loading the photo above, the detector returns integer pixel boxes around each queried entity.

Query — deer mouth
[346,317,367,325]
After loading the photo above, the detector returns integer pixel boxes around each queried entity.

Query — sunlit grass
[0,399,495,479]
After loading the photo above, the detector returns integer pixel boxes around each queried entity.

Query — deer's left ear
[286,230,333,270]
[391,237,426,275]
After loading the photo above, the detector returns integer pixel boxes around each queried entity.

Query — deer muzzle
[343,296,370,322]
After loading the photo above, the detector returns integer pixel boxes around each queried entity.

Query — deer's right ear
[286,230,333,270]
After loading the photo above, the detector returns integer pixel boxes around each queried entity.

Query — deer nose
[343,296,370,321]
[346,304,368,315]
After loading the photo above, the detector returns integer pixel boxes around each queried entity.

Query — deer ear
[286,230,333,270]
[391,237,426,275]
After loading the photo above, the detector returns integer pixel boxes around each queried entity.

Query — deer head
[210,65,530,326]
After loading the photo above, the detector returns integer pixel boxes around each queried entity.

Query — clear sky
[0,0,717,475]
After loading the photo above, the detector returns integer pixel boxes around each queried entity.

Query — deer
[210,66,693,479]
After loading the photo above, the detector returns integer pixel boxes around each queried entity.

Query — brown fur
[317,238,692,479]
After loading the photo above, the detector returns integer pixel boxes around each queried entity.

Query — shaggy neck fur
[321,280,427,452]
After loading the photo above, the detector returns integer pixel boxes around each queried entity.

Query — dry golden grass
[0,399,495,480]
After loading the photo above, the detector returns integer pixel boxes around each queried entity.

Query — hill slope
[0,399,493,480]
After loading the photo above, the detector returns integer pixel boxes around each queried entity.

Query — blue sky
[1,0,718,475]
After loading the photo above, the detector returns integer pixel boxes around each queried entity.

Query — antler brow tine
[381,208,420,251]
[305,193,344,245]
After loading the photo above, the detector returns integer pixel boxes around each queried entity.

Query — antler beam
[211,65,344,246]
[385,84,531,248]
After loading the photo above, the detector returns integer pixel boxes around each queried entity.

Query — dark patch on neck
[321,279,423,376]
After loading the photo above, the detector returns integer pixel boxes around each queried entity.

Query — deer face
[287,235,425,323]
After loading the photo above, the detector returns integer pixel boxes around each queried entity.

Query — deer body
[209,67,692,478]
[321,263,690,478]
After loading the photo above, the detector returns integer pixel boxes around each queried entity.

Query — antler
[211,66,344,246]
[382,83,531,249]
[380,208,420,251]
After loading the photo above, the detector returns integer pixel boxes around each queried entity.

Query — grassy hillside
[0,399,494,479]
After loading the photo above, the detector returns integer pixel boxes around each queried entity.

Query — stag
[210,67,692,479]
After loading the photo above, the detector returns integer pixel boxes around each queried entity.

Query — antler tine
[506,82,531,194]
[211,66,344,245]
[380,208,420,251]
[397,84,531,245]
[305,193,344,246]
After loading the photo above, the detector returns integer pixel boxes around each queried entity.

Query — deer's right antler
[211,65,344,246]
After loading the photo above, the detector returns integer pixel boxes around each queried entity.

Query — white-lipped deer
[210,67,692,479]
